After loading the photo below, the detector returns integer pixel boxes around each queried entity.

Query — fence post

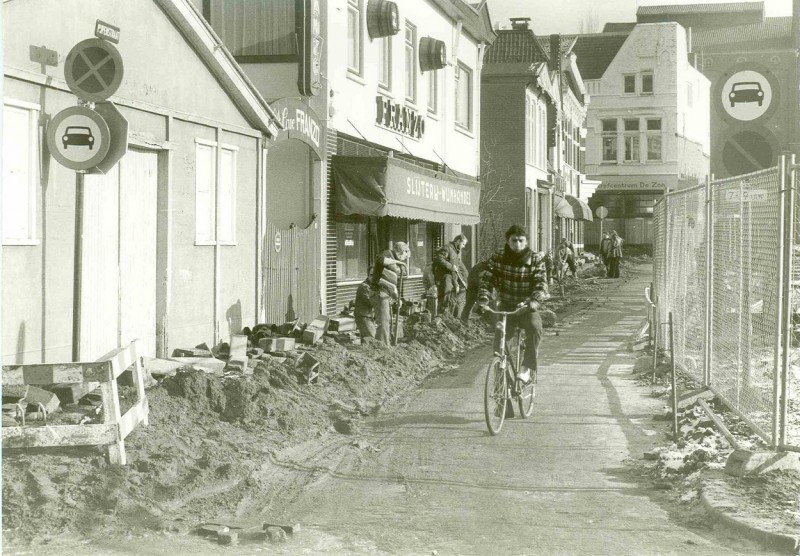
[652,295,659,381]
[779,154,796,448]
[669,311,679,440]
[704,175,713,387]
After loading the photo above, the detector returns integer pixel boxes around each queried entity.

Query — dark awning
[332,156,481,224]
[553,192,574,219]
[566,194,594,221]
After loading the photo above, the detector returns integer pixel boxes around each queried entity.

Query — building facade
[323,0,494,312]
[3,0,281,363]
[481,18,592,259]
[575,23,711,247]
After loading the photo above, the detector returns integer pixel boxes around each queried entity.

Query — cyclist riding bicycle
[477,225,549,384]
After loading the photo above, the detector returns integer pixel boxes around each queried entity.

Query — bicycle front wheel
[484,357,507,435]
[517,376,536,418]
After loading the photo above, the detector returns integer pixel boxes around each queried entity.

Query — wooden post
[100,359,126,465]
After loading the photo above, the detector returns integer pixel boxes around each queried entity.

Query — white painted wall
[326,0,483,177]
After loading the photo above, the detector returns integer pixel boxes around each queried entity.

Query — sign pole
[72,172,85,361]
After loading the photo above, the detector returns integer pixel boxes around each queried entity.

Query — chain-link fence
[652,160,798,451]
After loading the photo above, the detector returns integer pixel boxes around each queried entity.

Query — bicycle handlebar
[480,304,531,317]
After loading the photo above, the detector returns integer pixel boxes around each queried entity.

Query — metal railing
[651,156,799,452]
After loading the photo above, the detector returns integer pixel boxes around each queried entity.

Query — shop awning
[332,156,481,225]
[565,194,594,222]
[553,192,574,219]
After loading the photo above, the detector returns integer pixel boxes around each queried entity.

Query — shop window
[641,72,653,94]
[347,0,362,75]
[378,35,391,89]
[601,119,617,162]
[623,74,636,94]
[337,221,369,281]
[3,101,39,244]
[646,119,662,161]
[409,222,431,276]
[623,119,640,162]
[195,140,237,245]
[404,22,417,102]
[455,62,472,130]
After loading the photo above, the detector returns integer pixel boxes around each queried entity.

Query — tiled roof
[571,33,629,80]
[602,22,636,33]
[692,16,791,48]
[483,29,548,64]
[637,2,763,16]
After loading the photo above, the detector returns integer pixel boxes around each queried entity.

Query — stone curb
[700,479,800,554]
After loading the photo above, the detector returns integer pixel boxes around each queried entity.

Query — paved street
[256,265,779,555]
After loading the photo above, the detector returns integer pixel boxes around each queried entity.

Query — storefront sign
[333,156,480,224]
[593,175,675,191]
[375,95,425,139]
[269,98,324,159]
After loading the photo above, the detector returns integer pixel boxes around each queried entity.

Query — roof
[602,22,636,33]
[158,0,280,136]
[636,2,763,16]
[430,0,496,43]
[483,29,548,64]
[691,16,791,49]
[571,33,629,80]
[535,35,578,59]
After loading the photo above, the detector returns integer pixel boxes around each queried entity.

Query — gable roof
[157,0,280,137]
[535,35,578,60]
[637,2,763,16]
[571,33,629,80]
[483,28,548,64]
[430,0,496,43]
[602,22,636,33]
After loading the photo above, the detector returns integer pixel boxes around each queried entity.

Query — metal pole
[669,311,678,439]
[704,174,713,386]
[72,172,85,361]
[648,281,654,348]
[653,295,659,381]
[780,154,796,448]
[773,155,787,448]
[737,177,744,406]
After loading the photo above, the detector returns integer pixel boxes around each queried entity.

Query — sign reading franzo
[376,95,425,139]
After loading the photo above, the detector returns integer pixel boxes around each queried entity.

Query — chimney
[509,17,531,30]
[549,34,562,71]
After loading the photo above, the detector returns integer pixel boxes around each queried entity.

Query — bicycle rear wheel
[484,357,507,435]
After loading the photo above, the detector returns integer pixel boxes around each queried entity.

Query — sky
[486,0,794,35]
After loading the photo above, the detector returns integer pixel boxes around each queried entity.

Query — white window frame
[455,62,473,131]
[404,21,417,103]
[3,99,40,245]
[427,68,438,116]
[623,118,640,162]
[601,119,617,163]
[195,139,238,246]
[347,0,362,76]
[645,118,662,162]
[378,35,392,90]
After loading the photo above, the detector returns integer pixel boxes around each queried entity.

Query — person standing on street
[353,279,376,341]
[477,225,548,384]
[370,241,410,345]
[433,234,469,318]
[608,230,624,278]
[557,237,577,279]
[599,231,611,275]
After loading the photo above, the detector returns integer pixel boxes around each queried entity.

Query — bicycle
[481,304,537,435]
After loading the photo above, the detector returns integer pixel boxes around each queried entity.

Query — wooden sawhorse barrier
[2,339,149,465]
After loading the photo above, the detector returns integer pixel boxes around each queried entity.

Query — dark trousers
[493,308,543,370]
[439,290,466,319]
[462,287,479,322]
[608,257,621,278]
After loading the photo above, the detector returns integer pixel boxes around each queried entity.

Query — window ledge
[427,111,440,121]
[454,124,474,139]
[195,240,217,246]
[346,71,367,86]
[337,279,364,286]
[3,239,40,246]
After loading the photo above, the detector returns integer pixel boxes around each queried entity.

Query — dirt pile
[1,316,487,546]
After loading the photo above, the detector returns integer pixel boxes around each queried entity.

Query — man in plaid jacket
[477,225,548,383]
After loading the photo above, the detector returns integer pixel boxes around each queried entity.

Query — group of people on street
[354,224,549,387]
[599,230,624,278]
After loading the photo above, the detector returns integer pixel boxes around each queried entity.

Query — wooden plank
[97,344,135,379]
[2,423,117,449]
[118,398,149,440]
[2,362,112,385]
[47,382,101,405]
[100,372,126,465]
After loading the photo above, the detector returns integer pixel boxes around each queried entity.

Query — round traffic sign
[274,231,282,253]
[46,106,110,170]
[717,125,779,177]
[713,63,779,124]
[595,206,608,219]
[64,38,124,101]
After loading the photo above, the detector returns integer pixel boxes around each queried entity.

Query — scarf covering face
[503,244,532,265]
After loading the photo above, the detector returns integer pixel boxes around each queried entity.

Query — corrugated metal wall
[262,219,320,325]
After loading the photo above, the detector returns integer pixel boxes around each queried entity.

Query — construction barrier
[2,339,149,465]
